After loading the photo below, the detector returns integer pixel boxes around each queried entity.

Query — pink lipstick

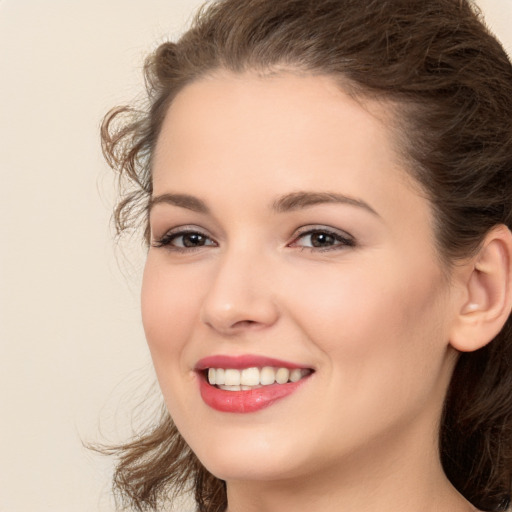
[195,354,313,413]
[195,354,306,371]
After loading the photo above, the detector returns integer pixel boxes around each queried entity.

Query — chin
[201,451,303,483]
[183,423,308,482]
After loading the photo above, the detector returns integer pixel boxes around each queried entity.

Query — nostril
[231,319,261,329]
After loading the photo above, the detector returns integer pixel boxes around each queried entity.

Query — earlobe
[450,224,512,353]
[461,302,479,313]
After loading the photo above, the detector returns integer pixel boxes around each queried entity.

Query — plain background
[0,1,511,511]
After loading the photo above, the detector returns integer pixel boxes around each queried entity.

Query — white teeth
[260,366,276,385]
[218,385,241,391]
[207,366,312,388]
[241,367,260,386]
[289,368,303,382]
[275,367,290,384]
[215,368,225,385]
[224,369,241,386]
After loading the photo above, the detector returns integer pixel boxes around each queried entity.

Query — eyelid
[151,225,217,248]
[288,225,356,250]
[150,223,355,252]
[293,224,354,238]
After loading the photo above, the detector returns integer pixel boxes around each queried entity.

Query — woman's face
[143,71,461,482]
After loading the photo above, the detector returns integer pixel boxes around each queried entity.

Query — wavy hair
[101,1,512,510]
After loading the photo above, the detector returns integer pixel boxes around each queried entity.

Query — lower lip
[198,375,309,413]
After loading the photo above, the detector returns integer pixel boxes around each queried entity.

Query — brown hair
[101,1,512,510]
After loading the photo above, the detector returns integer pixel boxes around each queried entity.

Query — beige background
[0,1,510,511]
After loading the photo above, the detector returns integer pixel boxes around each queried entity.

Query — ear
[449,224,512,353]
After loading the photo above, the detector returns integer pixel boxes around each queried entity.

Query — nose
[199,249,280,335]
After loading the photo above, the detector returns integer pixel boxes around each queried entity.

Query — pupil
[184,233,204,247]
[311,232,334,247]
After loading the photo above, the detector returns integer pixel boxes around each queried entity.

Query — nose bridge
[200,241,279,333]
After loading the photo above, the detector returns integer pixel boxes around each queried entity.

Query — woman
[101,0,512,511]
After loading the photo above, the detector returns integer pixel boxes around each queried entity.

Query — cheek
[280,257,453,452]
[284,254,451,381]
[141,257,202,366]
[140,257,209,421]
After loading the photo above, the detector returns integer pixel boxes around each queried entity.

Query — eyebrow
[148,193,210,214]
[148,191,379,217]
[272,191,379,216]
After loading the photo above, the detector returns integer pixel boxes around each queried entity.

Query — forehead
[154,71,393,168]
[152,70,426,222]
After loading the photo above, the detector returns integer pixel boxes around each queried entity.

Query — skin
[143,71,481,512]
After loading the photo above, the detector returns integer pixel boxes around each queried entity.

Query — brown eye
[309,232,336,247]
[180,233,209,247]
[290,228,355,251]
[153,229,217,250]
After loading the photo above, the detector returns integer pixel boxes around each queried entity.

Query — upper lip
[195,354,311,371]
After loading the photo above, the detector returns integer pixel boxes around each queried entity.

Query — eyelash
[152,228,216,253]
[152,226,355,253]
[289,227,355,252]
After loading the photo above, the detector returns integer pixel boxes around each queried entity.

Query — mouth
[195,355,314,413]
[205,366,312,391]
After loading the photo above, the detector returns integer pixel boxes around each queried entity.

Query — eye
[152,228,217,251]
[289,227,355,251]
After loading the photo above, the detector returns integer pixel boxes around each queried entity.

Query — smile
[207,366,312,391]
[196,355,314,413]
